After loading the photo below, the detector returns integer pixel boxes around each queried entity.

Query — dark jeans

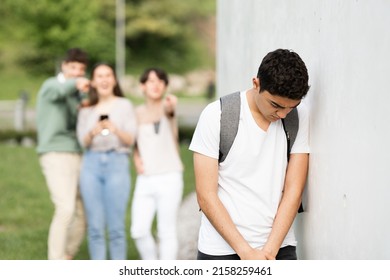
[197,245,297,260]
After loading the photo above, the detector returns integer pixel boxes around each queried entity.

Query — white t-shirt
[189,91,310,255]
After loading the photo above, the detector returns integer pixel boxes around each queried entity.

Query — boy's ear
[252,77,260,89]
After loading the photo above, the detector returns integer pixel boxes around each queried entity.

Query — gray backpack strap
[282,107,304,212]
[282,107,299,160]
[219,92,241,163]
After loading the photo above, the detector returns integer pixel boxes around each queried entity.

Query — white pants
[131,172,183,260]
[39,152,86,260]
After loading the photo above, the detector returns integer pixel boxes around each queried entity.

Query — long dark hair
[88,63,124,106]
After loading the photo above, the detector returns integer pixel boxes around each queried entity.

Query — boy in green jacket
[36,48,90,260]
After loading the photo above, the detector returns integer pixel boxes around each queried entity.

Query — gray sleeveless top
[136,115,183,175]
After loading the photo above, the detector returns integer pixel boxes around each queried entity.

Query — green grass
[0,143,195,260]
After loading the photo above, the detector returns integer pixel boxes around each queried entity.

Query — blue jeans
[80,150,131,260]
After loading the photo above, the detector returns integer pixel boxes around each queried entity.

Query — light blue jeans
[80,150,130,260]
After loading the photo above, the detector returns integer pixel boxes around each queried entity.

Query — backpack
[218,91,304,213]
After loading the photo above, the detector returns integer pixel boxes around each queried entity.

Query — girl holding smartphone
[77,63,137,260]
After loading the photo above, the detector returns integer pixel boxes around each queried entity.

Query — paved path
[176,100,208,127]
[177,192,201,260]
[175,101,207,259]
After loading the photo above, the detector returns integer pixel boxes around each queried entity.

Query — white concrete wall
[217,0,390,259]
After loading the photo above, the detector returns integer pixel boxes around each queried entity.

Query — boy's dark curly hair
[257,49,309,100]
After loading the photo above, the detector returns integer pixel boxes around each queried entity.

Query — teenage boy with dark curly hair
[190,49,310,260]
[36,48,90,260]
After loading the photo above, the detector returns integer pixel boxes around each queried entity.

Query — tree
[125,0,215,73]
[0,0,215,75]
[1,0,116,74]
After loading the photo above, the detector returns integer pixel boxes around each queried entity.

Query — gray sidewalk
[177,192,201,260]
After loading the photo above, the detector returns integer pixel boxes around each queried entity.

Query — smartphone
[99,114,109,121]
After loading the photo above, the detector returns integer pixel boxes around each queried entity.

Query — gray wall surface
[217,0,390,259]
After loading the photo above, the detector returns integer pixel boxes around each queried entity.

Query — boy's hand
[76,78,90,93]
[164,94,177,117]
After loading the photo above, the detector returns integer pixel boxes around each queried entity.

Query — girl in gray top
[77,63,137,259]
